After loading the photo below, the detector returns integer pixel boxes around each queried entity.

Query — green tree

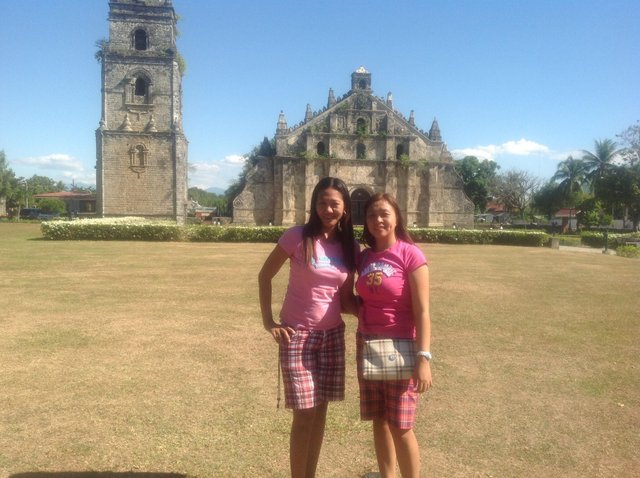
[576,197,612,230]
[37,198,66,214]
[551,155,587,198]
[616,120,640,165]
[581,139,622,190]
[597,163,640,230]
[188,187,217,207]
[188,187,229,216]
[453,155,500,212]
[0,150,18,205]
[14,175,65,210]
[531,181,566,218]
[491,170,541,218]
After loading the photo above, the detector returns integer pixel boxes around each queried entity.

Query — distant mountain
[206,187,226,195]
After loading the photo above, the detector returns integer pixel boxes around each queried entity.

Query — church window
[356,118,367,135]
[396,144,405,160]
[135,78,147,97]
[356,143,366,159]
[359,79,367,89]
[316,142,326,157]
[134,29,148,51]
[129,145,149,167]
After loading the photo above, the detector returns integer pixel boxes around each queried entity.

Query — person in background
[355,192,432,478]
[258,177,358,478]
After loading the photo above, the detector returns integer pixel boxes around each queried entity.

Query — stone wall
[98,132,182,217]
[233,156,474,228]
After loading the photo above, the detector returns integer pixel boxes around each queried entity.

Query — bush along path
[41,217,554,247]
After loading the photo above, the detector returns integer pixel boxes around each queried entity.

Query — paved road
[558,245,607,254]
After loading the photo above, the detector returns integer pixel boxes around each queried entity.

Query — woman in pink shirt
[259,177,358,478]
[356,192,432,478]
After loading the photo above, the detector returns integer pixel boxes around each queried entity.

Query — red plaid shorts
[280,322,345,410]
[356,332,419,429]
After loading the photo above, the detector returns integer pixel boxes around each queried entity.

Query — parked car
[37,212,60,220]
[19,208,41,219]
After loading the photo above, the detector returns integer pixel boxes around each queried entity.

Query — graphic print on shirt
[311,255,345,269]
[360,261,396,289]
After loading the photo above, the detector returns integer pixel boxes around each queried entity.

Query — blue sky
[1,0,638,191]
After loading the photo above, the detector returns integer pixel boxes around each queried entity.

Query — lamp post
[22,180,29,209]
[568,207,573,233]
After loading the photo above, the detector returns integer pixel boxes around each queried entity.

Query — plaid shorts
[280,322,345,410]
[356,332,419,429]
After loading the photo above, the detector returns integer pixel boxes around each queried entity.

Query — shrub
[407,228,549,247]
[186,225,285,243]
[41,217,184,241]
[581,231,640,248]
[42,219,550,247]
[36,198,66,214]
[616,245,640,259]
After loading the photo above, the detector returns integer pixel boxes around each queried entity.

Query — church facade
[96,0,188,222]
[233,68,473,227]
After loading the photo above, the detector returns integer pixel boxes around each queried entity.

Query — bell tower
[96,0,188,222]
[351,66,371,91]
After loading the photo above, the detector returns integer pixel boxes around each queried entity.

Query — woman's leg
[304,401,328,477]
[373,418,397,478]
[389,425,420,478]
[290,402,328,478]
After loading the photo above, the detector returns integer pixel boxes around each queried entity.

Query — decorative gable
[275,68,450,163]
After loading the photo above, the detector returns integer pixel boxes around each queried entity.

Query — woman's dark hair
[362,192,414,249]
[303,177,356,271]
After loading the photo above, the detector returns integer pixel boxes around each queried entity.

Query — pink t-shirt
[356,240,427,338]
[278,226,356,330]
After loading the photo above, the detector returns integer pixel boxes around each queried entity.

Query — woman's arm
[409,264,432,393]
[340,273,359,316]
[258,244,295,343]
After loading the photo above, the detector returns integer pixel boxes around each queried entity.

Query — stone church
[96,0,188,222]
[233,67,473,226]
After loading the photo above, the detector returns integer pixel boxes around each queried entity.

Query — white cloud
[224,154,247,165]
[190,162,221,173]
[189,162,221,188]
[452,147,499,161]
[188,159,244,190]
[12,153,96,186]
[452,138,550,161]
[549,149,583,162]
[500,139,549,156]
[16,153,84,171]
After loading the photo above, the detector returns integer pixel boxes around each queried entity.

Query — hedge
[580,231,640,248]
[40,218,184,241]
[406,228,549,247]
[41,218,552,247]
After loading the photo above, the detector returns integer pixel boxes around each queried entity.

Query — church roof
[276,68,441,144]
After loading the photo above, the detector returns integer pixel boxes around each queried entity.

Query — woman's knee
[388,423,415,442]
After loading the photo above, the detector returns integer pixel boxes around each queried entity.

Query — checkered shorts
[280,322,345,410]
[356,332,419,429]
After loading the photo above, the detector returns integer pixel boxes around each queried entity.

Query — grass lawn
[1,222,638,477]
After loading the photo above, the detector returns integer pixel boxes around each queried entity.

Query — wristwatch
[417,351,432,361]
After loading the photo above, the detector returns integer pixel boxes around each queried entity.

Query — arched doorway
[351,188,370,225]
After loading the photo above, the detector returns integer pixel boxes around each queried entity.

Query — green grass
[1,223,639,477]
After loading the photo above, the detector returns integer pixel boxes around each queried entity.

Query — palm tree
[551,155,587,198]
[582,139,622,185]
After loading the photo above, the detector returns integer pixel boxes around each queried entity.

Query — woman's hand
[266,321,296,345]
[413,358,432,393]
